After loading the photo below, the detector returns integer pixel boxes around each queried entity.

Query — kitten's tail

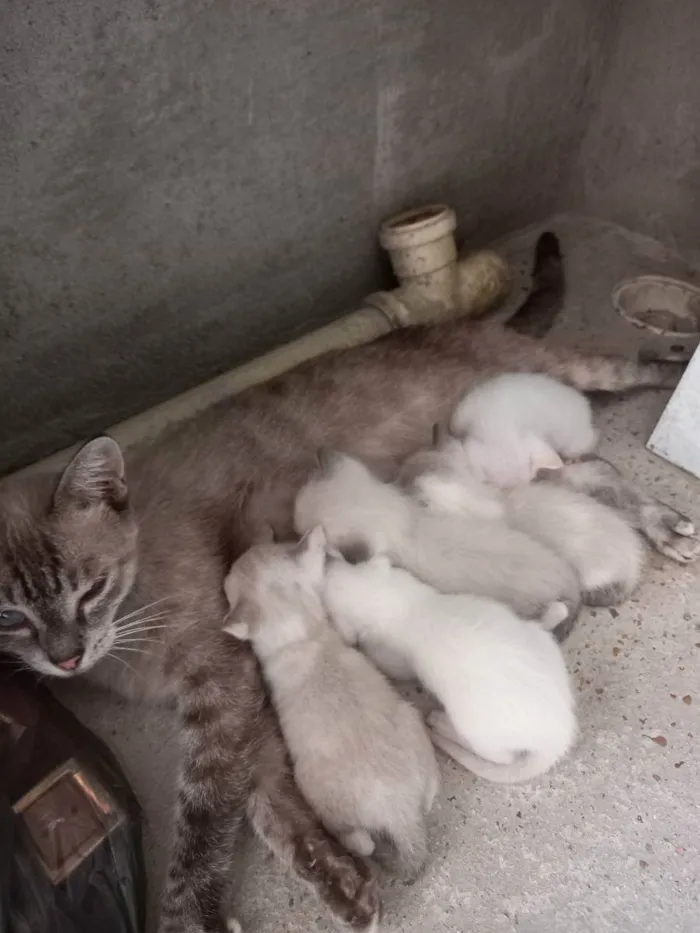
[506,231,565,338]
[431,734,566,785]
[377,817,429,882]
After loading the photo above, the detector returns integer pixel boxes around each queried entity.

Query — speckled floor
[57,215,700,933]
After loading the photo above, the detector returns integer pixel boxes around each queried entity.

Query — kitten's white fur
[223,527,438,879]
[324,556,576,784]
[404,437,644,605]
[450,373,598,487]
[295,452,580,625]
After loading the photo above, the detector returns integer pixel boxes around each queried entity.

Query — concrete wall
[1,0,610,473]
[576,0,700,262]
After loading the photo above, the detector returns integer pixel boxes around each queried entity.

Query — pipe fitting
[379,205,458,281]
[370,203,512,325]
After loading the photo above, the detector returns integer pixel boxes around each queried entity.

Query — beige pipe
[368,204,512,323]
[13,204,511,478]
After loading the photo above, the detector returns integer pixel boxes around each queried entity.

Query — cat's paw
[226,919,244,933]
[641,503,699,562]
[656,534,700,564]
[297,831,381,930]
[672,518,695,537]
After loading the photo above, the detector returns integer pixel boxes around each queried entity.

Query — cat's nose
[57,653,82,672]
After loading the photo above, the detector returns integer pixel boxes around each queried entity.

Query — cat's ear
[53,437,127,511]
[316,447,344,473]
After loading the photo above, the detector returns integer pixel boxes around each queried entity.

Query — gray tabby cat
[0,233,691,932]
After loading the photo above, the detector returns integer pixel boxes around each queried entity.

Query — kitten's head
[223,526,327,644]
[324,553,417,642]
[0,438,138,677]
[294,449,403,558]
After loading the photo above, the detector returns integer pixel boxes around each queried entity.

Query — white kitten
[324,556,577,784]
[223,526,439,879]
[450,373,598,487]
[294,451,581,629]
[403,436,644,606]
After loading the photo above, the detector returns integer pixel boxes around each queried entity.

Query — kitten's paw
[540,600,569,629]
[226,919,244,933]
[341,829,376,858]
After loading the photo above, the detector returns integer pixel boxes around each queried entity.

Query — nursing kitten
[402,432,644,607]
[223,527,439,881]
[324,556,576,784]
[295,450,581,631]
[450,373,598,487]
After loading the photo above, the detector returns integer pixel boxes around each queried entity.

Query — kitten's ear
[223,571,241,610]
[224,620,250,641]
[295,525,327,579]
[53,437,127,511]
[316,447,344,473]
[526,435,564,478]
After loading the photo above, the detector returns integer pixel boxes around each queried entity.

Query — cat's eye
[81,576,109,604]
[0,608,29,630]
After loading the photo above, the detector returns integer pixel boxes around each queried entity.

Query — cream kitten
[402,433,644,606]
[223,527,439,880]
[324,556,576,784]
[450,373,598,487]
[294,450,581,633]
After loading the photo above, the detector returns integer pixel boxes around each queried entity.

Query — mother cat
[0,236,689,932]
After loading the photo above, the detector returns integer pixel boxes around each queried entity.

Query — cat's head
[294,449,399,557]
[223,526,327,644]
[0,438,138,677]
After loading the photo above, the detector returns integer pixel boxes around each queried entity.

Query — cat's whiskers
[112,645,152,656]
[115,597,174,626]
[114,632,170,644]
[117,610,170,631]
[115,622,170,637]
[113,634,166,647]
[107,653,140,678]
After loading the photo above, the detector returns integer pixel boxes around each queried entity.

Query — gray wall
[2,0,610,472]
[575,0,700,262]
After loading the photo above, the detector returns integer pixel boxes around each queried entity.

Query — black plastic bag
[0,668,146,933]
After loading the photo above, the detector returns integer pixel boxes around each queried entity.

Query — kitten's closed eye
[340,541,372,565]
[0,608,29,630]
